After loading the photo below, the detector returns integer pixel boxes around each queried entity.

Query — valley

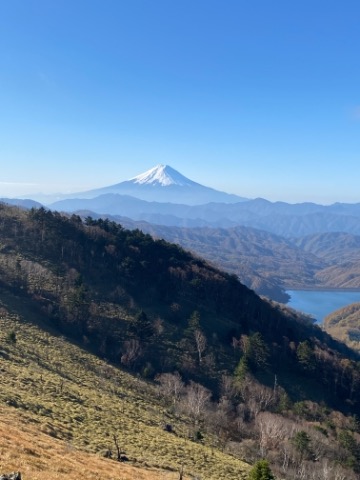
[286,289,360,323]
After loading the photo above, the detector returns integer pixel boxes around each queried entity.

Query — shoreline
[284,289,360,323]
[285,287,360,295]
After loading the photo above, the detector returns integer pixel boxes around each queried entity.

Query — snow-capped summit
[130,164,197,187]
[47,164,247,206]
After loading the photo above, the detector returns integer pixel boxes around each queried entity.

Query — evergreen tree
[292,430,312,460]
[234,355,249,382]
[248,459,275,480]
[236,332,269,378]
[185,310,201,338]
[132,310,153,340]
[296,341,316,372]
[249,332,269,369]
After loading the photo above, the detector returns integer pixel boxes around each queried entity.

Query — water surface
[286,289,360,324]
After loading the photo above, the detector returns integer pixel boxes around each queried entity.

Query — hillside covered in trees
[324,303,360,352]
[1,203,360,479]
[72,212,360,302]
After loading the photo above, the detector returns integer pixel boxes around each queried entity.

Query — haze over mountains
[29,164,247,206]
[4,164,360,301]
[41,164,360,236]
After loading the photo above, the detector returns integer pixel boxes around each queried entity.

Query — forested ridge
[1,203,360,479]
[82,214,360,301]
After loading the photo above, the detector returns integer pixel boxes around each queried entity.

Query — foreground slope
[0,406,173,480]
[1,203,360,478]
[0,302,249,480]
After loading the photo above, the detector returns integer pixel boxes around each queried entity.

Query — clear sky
[1,0,360,203]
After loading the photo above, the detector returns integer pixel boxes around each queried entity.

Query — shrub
[248,459,275,480]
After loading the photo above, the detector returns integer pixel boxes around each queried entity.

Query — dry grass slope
[0,406,179,480]
[0,299,250,480]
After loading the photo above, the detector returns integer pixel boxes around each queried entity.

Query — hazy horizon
[1,1,360,204]
[2,162,360,207]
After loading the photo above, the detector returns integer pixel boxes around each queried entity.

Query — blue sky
[1,0,360,203]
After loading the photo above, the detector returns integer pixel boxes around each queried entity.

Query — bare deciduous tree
[208,396,234,450]
[194,329,207,364]
[256,412,295,457]
[220,374,237,399]
[183,381,211,425]
[120,339,142,367]
[240,377,275,419]
[155,372,184,404]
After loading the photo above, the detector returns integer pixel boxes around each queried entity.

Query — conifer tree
[133,310,153,340]
[248,459,275,480]
[296,341,316,372]
[292,430,312,460]
[234,355,249,382]
[187,310,201,333]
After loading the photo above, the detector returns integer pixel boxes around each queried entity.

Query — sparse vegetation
[0,311,249,480]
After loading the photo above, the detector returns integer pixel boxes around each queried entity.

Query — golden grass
[0,406,181,480]
[0,303,250,480]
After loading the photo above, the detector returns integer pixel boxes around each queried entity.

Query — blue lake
[286,290,360,324]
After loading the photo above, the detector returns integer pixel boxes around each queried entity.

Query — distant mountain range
[49,192,360,237]
[4,163,360,301]
[14,163,354,236]
[0,198,42,209]
[10,163,360,236]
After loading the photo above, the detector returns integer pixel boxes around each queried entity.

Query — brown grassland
[0,405,182,480]
[0,299,250,480]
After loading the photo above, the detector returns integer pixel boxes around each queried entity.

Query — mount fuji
[64,164,247,205]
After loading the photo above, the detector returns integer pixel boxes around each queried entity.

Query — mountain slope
[293,232,360,262]
[49,192,360,236]
[0,198,43,209]
[0,204,357,395]
[130,164,201,186]
[1,204,360,478]
[114,222,325,299]
[293,232,360,288]
[0,294,249,480]
[0,406,173,480]
[60,164,246,205]
[64,213,360,297]
[323,303,360,351]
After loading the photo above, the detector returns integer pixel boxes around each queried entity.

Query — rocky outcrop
[0,473,21,480]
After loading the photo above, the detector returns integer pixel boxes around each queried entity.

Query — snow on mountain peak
[129,164,196,187]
